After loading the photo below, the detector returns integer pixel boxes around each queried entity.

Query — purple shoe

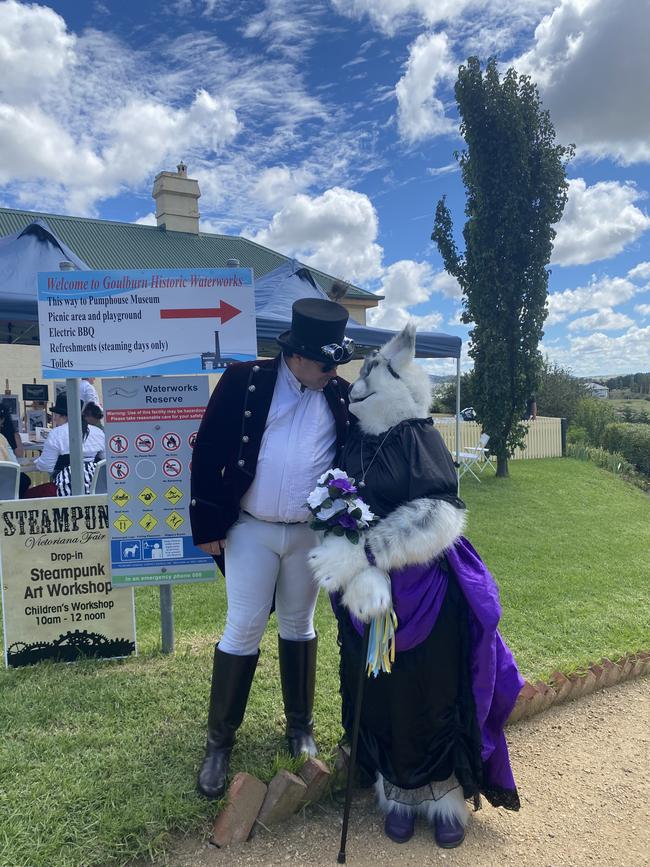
[384,808,416,843]
[434,814,466,848]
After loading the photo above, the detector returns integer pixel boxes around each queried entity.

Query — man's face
[290,355,338,390]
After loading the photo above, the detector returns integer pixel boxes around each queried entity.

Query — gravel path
[157,677,649,867]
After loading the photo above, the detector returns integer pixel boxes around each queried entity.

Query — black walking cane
[337,622,371,864]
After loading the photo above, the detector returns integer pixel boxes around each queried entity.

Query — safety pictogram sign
[135,433,155,452]
[164,486,183,505]
[110,461,129,480]
[112,488,131,507]
[165,511,184,530]
[138,487,157,506]
[139,514,158,532]
[162,458,182,477]
[161,432,181,451]
[188,431,198,448]
[114,514,134,534]
[109,435,129,453]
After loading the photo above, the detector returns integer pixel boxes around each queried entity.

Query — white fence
[434,416,563,460]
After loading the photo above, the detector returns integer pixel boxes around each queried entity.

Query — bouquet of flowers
[308,470,396,677]
[306,469,377,542]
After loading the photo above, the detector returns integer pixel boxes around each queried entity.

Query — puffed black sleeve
[406,420,465,509]
[190,365,245,545]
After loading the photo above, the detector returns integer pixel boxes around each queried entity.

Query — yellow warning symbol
[113,513,133,534]
[165,511,184,530]
[164,485,183,506]
[139,514,158,532]
[138,486,157,506]
[112,488,130,507]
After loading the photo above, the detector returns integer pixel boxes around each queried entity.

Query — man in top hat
[190,297,354,799]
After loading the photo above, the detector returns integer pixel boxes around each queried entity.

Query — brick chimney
[152,161,201,234]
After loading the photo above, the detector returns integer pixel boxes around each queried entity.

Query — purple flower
[330,477,357,494]
[338,513,358,530]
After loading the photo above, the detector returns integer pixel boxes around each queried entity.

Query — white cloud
[567,309,634,332]
[395,32,456,143]
[633,304,650,319]
[547,274,640,326]
[135,213,156,226]
[252,187,383,282]
[331,0,553,37]
[366,259,460,333]
[427,163,458,178]
[629,262,650,283]
[252,166,315,210]
[515,0,650,163]
[0,0,75,104]
[544,326,650,376]
[551,179,650,267]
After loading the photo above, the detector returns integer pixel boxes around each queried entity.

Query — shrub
[536,359,587,422]
[567,443,650,491]
[574,398,617,446]
[601,422,650,475]
[567,425,588,444]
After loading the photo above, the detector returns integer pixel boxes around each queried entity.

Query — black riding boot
[197,645,258,799]
[278,635,318,758]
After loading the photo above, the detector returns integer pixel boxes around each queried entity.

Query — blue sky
[1,0,649,376]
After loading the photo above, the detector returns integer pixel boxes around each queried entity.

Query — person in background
[83,401,104,428]
[34,393,105,495]
[0,403,30,497]
[523,395,537,421]
[79,377,101,408]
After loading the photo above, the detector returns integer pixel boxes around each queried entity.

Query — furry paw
[341,567,392,622]
[308,534,367,593]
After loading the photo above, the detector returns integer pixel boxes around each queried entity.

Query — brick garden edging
[209,650,649,847]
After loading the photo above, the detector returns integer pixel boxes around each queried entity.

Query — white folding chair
[465,433,495,475]
[0,460,21,499]
[90,459,107,494]
[457,449,483,482]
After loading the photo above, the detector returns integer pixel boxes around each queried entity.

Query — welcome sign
[0,496,136,668]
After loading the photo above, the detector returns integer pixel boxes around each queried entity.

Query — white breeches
[219,512,319,656]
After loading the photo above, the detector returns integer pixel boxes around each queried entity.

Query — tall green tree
[432,57,573,476]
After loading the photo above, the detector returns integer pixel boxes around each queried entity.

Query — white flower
[307,486,330,509]
[317,467,349,485]
[316,499,347,521]
[358,501,375,523]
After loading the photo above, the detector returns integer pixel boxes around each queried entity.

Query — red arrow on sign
[159,301,241,324]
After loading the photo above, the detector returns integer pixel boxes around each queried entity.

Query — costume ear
[381,322,416,371]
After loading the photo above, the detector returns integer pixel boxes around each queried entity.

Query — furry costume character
[309,324,523,847]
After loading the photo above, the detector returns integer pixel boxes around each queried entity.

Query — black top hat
[277,298,354,365]
[50,393,82,416]
[50,393,69,416]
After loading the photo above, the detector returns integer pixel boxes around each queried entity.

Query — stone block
[210,772,267,848]
[579,669,597,697]
[298,757,331,805]
[601,658,622,687]
[332,743,351,786]
[533,680,557,712]
[257,769,308,827]
[549,670,572,703]
[589,663,606,689]
[619,657,634,680]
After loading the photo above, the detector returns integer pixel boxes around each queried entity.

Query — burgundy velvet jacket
[190,355,351,547]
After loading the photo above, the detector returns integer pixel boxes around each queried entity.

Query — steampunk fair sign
[0,496,136,669]
[103,376,216,587]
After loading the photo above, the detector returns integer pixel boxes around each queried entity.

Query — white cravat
[240,356,336,522]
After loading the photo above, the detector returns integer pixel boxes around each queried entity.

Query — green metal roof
[0,206,379,303]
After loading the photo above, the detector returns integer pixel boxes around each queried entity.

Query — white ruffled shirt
[240,356,337,522]
[34,423,105,475]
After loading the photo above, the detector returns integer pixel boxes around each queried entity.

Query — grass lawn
[610,397,650,413]
[1,458,648,867]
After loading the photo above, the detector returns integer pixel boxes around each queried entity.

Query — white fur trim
[421,783,469,827]
[341,566,391,622]
[307,534,367,594]
[367,499,466,572]
[374,775,416,817]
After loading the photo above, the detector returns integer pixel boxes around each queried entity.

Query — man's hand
[198,539,226,556]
